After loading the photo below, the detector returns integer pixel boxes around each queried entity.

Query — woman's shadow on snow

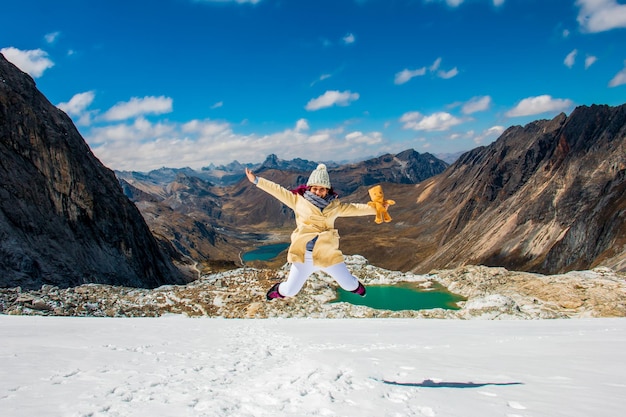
[381,379,524,388]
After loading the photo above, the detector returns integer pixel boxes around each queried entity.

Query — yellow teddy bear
[368,185,395,224]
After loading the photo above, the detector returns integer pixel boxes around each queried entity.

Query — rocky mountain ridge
[334,104,626,275]
[0,53,189,289]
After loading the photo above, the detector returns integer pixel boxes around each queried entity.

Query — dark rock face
[119,176,244,265]
[259,154,321,173]
[0,54,187,289]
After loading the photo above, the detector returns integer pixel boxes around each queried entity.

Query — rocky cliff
[0,54,188,289]
[348,104,626,274]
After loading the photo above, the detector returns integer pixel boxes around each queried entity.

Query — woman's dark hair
[290,184,337,197]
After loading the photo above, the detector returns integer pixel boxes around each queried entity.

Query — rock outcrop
[0,53,188,289]
[1,256,624,319]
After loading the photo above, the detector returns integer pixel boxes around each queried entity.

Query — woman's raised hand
[245,167,257,183]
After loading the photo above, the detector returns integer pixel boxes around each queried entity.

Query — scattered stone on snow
[1,256,625,319]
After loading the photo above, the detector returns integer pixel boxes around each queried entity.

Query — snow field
[1,316,625,417]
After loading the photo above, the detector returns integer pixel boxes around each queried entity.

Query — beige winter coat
[256,177,377,267]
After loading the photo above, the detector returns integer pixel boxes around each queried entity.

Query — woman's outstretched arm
[245,168,297,209]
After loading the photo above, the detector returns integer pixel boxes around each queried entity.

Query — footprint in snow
[386,390,410,403]
[417,406,436,417]
[507,400,526,409]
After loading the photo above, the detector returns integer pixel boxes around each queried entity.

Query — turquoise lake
[331,282,465,311]
[242,243,289,262]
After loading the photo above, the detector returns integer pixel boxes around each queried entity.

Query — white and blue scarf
[303,190,335,210]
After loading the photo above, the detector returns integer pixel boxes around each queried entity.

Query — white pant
[278,252,360,297]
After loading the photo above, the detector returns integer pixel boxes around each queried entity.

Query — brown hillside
[340,105,626,274]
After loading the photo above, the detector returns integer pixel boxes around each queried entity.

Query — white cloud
[310,73,332,87]
[429,0,504,8]
[83,117,390,171]
[564,50,597,69]
[305,90,359,111]
[345,131,383,145]
[210,101,223,109]
[44,31,61,44]
[506,95,574,117]
[462,96,491,114]
[182,119,230,137]
[608,61,626,87]
[0,47,54,78]
[308,133,330,144]
[576,0,626,32]
[429,57,442,72]
[394,57,457,84]
[343,33,355,44]
[394,67,427,85]
[474,125,505,144]
[295,119,310,132]
[102,96,173,121]
[584,54,598,69]
[57,91,96,125]
[437,67,458,79]
[564,49,578,68]
[400,111,464,131]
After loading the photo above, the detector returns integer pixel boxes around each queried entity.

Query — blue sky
[2,0,626,171]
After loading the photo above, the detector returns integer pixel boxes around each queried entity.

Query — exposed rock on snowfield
[0,54,188,289]
[430,265,626,319]
[2,256,624,319]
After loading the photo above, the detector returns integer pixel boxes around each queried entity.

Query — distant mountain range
[116,149,452,188]
[116,149,449,270]
[2,51,625,292]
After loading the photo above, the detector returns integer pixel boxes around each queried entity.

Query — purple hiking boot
[351,281,366,297]
[266,283,285,300]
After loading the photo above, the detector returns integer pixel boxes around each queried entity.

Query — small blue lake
[242,243,289,262]
[331,282,465,311]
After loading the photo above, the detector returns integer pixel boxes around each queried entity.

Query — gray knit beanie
[306,163,331,188]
